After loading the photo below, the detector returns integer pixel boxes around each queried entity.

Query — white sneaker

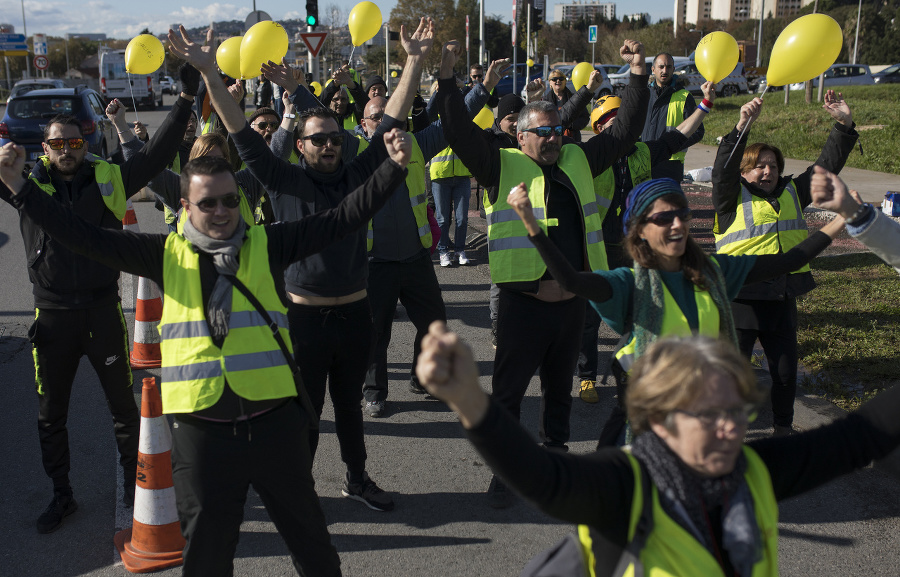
[458,251,469,265]
[439,252,452,267]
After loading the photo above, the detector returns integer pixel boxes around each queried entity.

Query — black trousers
[364,252,447,403]
[172,401,341,577]
[288,298,371,474]
[733,297,799,427]
[492,289,585,448]
[29,304,139,491]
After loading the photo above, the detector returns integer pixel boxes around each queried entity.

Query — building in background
[553,1,616,24]
[674,0,811,29]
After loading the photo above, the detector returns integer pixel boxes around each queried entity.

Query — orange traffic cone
[114,377,185,573]
[123,199,139,231]
[129,276,163,368]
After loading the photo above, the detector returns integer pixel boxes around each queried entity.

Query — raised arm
[711,97,762,215]
[383,18,434,123]
[558,70,601,128]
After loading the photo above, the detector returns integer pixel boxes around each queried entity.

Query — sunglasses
[46,138,85,150]
[470,74,483,79]
[522,125,563,137]
[365,112,384,122]
[644,206,692,226]
[252,121,279,130]
[549,77,565,83]
[189,193,242,212]
[302,132,344,147]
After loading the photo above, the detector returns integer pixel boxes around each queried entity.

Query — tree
[389,0,462,75]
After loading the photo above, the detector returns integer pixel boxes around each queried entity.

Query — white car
[7,78,68,104]
[159,76,179,95]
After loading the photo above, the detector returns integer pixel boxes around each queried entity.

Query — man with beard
[436,38,648,508]
[0,85,195,533]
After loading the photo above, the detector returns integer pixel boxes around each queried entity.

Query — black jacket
[641,78,704,180]
[0,96,193,309]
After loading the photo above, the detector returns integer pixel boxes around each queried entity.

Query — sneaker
[439,252,452,267]
[409,378,427,394]
[579,379,599,404]
[458,251,470,265]
[36,493,78,534]
[773,424,797,437]
[487,475,512,509]
[342,472,395,511]
[364,401,385,418]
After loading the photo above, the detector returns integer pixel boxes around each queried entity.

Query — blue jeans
[432,176,470,253]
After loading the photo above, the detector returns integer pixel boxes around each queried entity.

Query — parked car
[756,75,782,93]
[6,78,68,104]
[0,86,119,167]
[159,75,179,94]
[494,63,543,97]
[872,63,900,84]
[522,64,614,101]
[609,58,654,94]
[674,61,749,97]
[788,64,874,90]
[596,63,623,76]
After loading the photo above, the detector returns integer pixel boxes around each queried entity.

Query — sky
[0,0,674,40]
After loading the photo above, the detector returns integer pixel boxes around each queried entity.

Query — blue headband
[622,178,686,235]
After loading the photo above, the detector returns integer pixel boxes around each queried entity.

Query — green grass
[700,84,900,175]
[796,252,900,410]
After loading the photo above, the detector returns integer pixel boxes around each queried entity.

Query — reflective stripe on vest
[592,143,652,224]
[577,447,779,577]
[429,146,472,179]
[615,264,721,373]
[158,228,296,413]
[488,146,607,283]
[30,154,127,220]
[366,136,431,251]
[666,90,689,163]
[713,180,809,274]
[201,112,219,135]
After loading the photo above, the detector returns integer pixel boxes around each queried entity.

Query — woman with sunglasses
[508,177,845,443]
[542,69,590,141]
[416,322,900,577]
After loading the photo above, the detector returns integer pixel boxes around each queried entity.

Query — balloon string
[348,46,356,66]
[128,73,141,124]
[723,85,769,167]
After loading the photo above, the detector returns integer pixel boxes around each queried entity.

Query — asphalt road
[1,96,899,576]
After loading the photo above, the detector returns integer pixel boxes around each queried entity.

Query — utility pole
[479,0,485,65]
[755,0,764,68]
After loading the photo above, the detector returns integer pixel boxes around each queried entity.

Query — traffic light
[306,0,319,28]
[534,7,544,32]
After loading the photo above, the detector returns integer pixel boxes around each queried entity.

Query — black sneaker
[409,377,427,394]
[341,472,395,511]
[487,475,512,509]
[36,493,78,534]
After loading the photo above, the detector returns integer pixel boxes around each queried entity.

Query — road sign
[244,10,272,32]
[588,25,598,44]
[299,32,327,58]
[33,33,47,56]
[0,33,26,43]
[34,55,49,70]
[0,32,28,55]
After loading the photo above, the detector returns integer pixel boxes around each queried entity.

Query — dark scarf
[632,431,762,575]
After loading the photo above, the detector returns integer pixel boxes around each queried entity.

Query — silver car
[6,78,68,104]
[675,62,749,98]
[788,64,875,90]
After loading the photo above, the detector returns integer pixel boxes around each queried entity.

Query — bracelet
[116,130,128,135]
[697,101,712,114]
[283,113,296,119]
[701,98,713,109]
[846,203,872,226]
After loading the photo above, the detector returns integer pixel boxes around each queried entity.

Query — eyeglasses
[549,77,565,83]
[365,112,384,122]
[673,404,758,430]
[188,193,242,212]
[644,206,692,227]
[252,121,279,130]
[46,138,85,150]
[522,125,563,138]
[302,132,344,147]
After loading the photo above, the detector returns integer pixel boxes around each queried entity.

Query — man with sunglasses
[436,38,648,508]
[0,122,412,573]
[0,82,196,533]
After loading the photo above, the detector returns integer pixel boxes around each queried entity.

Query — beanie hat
[622,178,685,235]
[365,75,387,93]
[497,94,526,120]
[248,107,279,124]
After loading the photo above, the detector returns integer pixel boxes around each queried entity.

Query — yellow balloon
[390,70,398,78]
[348,1,383,47]
[124,34,164,75]
[474,108,494,129]
[216,36,243,79]
[571,62,593,91]
[694,31,739,84]
[240,21,289,80]
[766,14,842,87]
[526,59,534,67]
[309,81,322,97]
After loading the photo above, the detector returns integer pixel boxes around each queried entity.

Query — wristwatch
[283,113,296,120]
[846,203,872,226]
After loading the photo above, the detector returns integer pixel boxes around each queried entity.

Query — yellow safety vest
[429,145,472,180]
[665,89,689,163]
[713,181,809,274]
[366,136,431,252]
[614,265,721,373]
[31,154,127,220]
[201,112,219,135]
[593,143,652,224]
[175,184,257,234]
[487,146,607,283]
[158,227,296,413]
[578,447,779,577]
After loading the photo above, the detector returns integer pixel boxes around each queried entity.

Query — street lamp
[21,0,30,77]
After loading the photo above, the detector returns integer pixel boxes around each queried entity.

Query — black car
[873,63,900,84]
[0,86,119,166]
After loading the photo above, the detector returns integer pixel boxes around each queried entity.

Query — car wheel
[722,84,738,98]
[598,89,611,98]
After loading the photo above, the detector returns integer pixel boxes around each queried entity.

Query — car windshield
[106,60,128,80]
[8,97,81,119]
[881,63,900,75]
[616,63,630,74]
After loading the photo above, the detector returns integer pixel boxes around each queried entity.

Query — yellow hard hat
[591,95,622,133]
